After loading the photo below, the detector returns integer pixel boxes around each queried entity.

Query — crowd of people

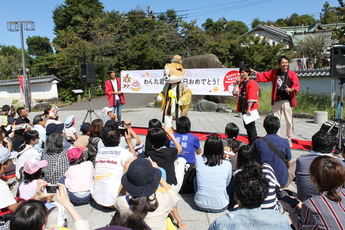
[0,59,345,230]
[1,101,344,230]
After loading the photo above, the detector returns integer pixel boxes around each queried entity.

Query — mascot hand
[178,100,184,106]
[157,96,163,102]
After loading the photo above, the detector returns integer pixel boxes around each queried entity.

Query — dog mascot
[157,55,192,129]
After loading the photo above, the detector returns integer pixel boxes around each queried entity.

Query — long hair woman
[194,134,232,212]
[299,156,345,229]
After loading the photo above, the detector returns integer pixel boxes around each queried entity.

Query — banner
[18,75,24,97]
[120,68,240,96]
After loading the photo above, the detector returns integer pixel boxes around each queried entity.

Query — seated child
[18,159,47,200]
[64,115,78,142]
[59,147,94,205]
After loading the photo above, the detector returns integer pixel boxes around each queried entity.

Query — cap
[46,123,64,135]
[0,147,18,164]
[8,117,15,124]
[65,115,75,128]
[80,122,90,133]
[23,159,48,174]
[67,147,84,162]
[102,107,112,113]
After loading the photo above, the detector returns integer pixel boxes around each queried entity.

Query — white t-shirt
[19,179,38,200]
[111,79,119,100]
[15,145,42,179]
[64,127,76,140]
[91,146,134,207]
[116,188,180,230]
[0,180,16,209]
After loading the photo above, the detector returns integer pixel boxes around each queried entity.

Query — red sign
[223,70,240,92]
[18,76,24,95]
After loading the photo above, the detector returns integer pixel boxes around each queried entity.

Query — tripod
[327,78,345,153]
[83,85,99,123]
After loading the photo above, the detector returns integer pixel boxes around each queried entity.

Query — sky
[0,0,341,49]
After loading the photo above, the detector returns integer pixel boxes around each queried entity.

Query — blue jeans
[112,100,122,122]
[59,176,91,205]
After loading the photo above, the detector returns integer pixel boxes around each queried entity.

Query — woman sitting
[235,145,282,212]
[114,158,185,230]
[299,156,345,229]
[194,134,232,212]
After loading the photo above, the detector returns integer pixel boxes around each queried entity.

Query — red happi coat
[105,78,125,107]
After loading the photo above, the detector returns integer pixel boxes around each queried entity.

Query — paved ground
[19,96,326,229]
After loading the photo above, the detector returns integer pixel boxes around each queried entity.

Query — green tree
[286,13,316,26]
[27,36,53,57]
[224,20,248,37]
[251,18,264,29]
[157,9,182,29]
[202,18,225,35]
[294,33,329,68]
[331,0,345,44]
[0,45,31,79]
[320,1,339,24]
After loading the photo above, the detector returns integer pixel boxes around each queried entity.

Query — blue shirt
[254,134,292,186]
[194,155,232,210]
[209,207,290,230]
[169,133,200,164]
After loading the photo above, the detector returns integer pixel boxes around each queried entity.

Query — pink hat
[67,147,84,162]
[23,159,48,174]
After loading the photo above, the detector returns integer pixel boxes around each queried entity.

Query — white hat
[102,107,112,113]
[0,147,18,164]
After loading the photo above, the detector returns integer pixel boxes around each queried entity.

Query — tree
[224,20,248,37]
[157,9,182,29]
[202,18,225,35]
[331,0,345,44]
[294,33,329,68]
[0,45,31,79]
[320,1,339,24]
[27,36,53,57]
[251,18,264,29]
[286,13,316,26]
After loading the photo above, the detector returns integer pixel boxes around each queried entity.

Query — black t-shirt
[144,135,170,153]
[145,147,178,185]
[276,72,290,100]
[15,116,30,125]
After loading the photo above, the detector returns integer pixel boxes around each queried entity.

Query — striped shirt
[299,188,345,229]
[234,163,282,212]
[261,163,282,212]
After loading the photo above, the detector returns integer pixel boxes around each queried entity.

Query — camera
[118,121,128,135]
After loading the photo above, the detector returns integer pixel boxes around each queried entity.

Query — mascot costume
[157,55,192,129]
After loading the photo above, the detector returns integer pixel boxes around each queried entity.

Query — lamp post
[7,21,35,111]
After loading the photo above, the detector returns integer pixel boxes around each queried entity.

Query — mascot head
[164,55,184,84]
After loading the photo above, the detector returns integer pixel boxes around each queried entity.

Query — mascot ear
[176,66,183,71]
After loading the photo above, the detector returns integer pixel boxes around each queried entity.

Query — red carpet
[132,127,311,151]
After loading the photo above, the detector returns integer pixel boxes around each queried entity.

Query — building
[0,75,61,100]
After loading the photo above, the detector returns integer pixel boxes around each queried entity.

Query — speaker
[81,63,96,83]
[331,46,345,78]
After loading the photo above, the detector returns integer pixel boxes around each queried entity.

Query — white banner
[120,68,240,96]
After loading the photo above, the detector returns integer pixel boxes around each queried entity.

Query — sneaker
[288,138,292,147]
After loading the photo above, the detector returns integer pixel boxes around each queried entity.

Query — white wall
[0,81,59,100]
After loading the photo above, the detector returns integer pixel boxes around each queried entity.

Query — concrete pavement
[22,101,325,230]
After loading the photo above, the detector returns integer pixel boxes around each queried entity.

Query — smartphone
[8,181,16,188]
[281,196,300,208]
[46,184,59,193]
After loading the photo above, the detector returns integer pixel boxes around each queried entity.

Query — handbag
[179,163,196,194]
[262,136,289,169]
